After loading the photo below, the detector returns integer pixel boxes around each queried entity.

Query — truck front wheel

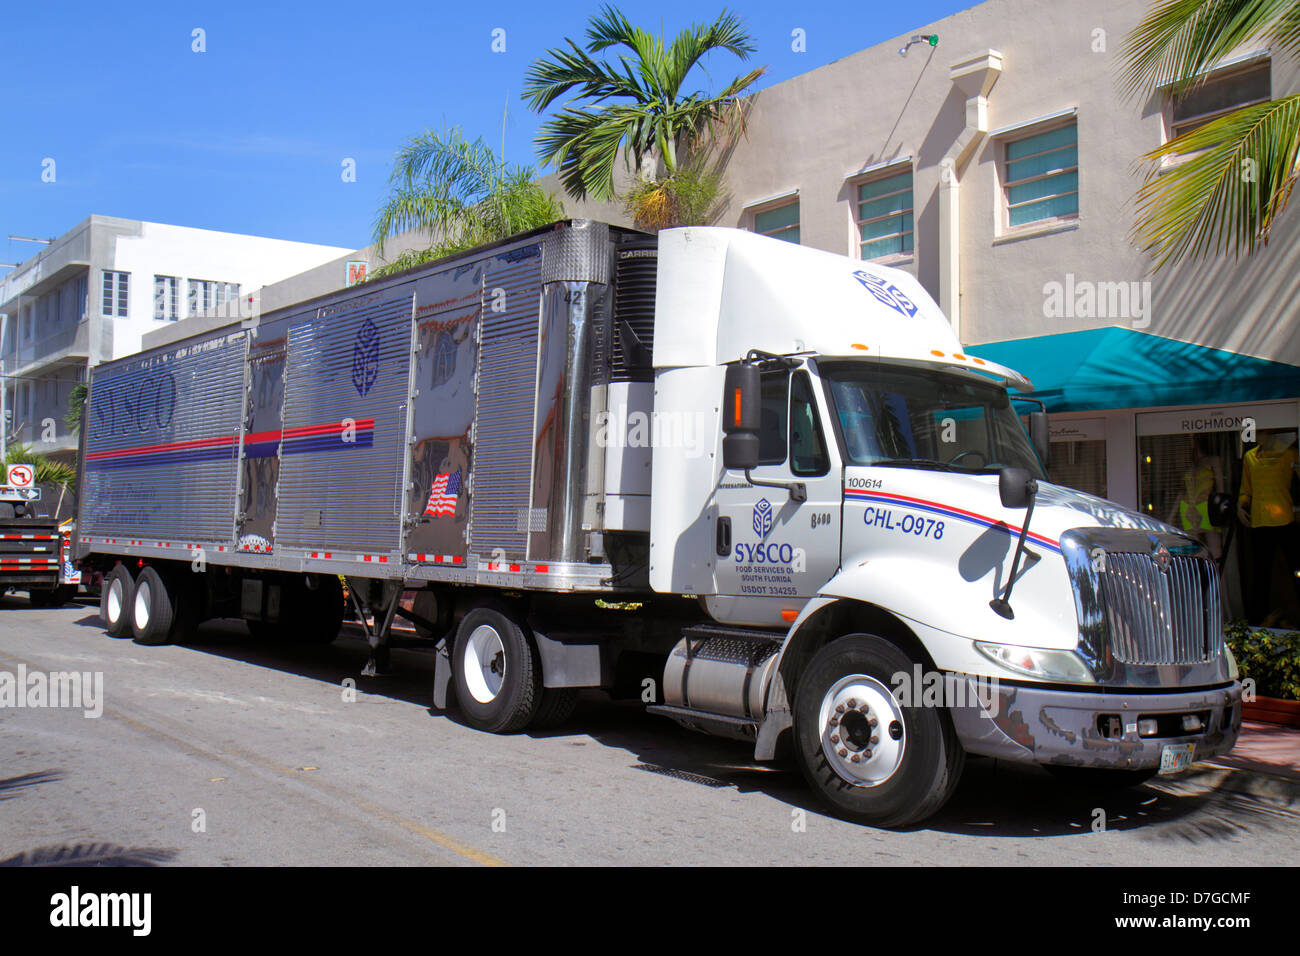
[452,607,540,733]
[1046,766,1157,789]
[793,635,965,828]
[100,565,135,638]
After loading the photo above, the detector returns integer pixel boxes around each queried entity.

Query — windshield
[821,361,1045,478]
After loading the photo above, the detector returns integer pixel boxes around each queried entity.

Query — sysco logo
[852,270,918,318]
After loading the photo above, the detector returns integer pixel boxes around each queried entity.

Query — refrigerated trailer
[75,220,1241,826]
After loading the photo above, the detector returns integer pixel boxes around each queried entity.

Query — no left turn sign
[7,464,34,488]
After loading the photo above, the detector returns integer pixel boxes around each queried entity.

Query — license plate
[1159,743,1196,775]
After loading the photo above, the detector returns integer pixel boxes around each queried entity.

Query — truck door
[712,365,841,603]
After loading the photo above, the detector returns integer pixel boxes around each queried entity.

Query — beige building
[560,0,1300,622]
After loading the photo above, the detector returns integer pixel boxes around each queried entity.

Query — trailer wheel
[101,565,135,638]
[793,634,965,828]
[292,574,344,644]
[452,607,540,733]
[531,688,580,729]
[131,566,176,646]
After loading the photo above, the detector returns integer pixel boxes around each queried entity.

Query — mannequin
[1170,433,1225,560]
[1238,429,1300,623]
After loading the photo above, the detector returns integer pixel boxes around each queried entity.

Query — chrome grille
[1097,551,1222,665]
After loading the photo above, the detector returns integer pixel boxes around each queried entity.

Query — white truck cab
[647,227,1240,825]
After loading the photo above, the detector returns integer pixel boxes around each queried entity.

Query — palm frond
[372,128,564,272]
[523,5,765,203]
[5,444,75,488]
[1120,0,1296,100]
[1131,94,1300,267]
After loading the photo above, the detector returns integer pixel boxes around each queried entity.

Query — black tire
[28,587,69,609]
[793,634,965,828]
[100,564,135,638]
[1046,766,1158,789]
[245,619,279,640]
[452,606,540,733]
[292,575,344,644]
[531,687,580,729]
[130,566,176,646]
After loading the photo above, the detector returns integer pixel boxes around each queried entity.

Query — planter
[1242,695,1300,728]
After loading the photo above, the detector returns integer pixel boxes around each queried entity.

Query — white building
[0,215,350,461]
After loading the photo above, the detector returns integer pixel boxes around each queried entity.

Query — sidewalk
[1208,720,1300,783]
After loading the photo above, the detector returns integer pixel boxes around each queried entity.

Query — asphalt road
[1,595,1297,866]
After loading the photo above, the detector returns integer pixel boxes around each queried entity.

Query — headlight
[974,641,1096,683]
[1224,643,1239,681]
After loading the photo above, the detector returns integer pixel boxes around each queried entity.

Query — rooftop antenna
[898,34,939,56]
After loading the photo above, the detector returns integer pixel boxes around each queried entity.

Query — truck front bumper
[949,678,1242,770]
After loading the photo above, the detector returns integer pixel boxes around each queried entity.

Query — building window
[102,271,129,318]
[753,201,800,244]
[856,168,913,260]
[190,279,240,317]
[1003,122,1079,228]
[153,275,178,321]
[215,281,240,314]
[1167,60,1270,143]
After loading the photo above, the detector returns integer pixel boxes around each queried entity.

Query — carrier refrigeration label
[352,317,380,396]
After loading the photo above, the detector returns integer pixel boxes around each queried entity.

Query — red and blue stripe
[845,488,1061,554]
[85,418,375,471]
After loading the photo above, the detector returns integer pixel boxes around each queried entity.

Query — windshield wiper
[873,458,960,473]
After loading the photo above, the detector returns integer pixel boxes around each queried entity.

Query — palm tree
[65,382,87,434]
[371,127,565,279]
[1122,1,1300,268]
[522,4,765,219]
[5,444,74,489]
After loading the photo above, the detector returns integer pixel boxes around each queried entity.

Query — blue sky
[1,0,976,260]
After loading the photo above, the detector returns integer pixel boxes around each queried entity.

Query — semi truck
[74,220,1241,826]
[0,477,78,608]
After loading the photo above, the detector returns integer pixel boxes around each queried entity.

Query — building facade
[559,0,1300,623]
[0,215,350,462]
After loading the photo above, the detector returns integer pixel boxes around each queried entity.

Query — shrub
[1225,621,1300,701]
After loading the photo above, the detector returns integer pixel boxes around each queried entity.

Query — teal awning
[966,327,1300,412]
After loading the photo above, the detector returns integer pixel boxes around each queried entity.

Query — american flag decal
[424,468,462,518]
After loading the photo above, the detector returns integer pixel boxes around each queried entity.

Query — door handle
[716,516,731,557]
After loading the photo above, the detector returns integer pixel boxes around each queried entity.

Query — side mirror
[998,467,1037,509]
[1028,411,1049,466]
[722,364,761,472]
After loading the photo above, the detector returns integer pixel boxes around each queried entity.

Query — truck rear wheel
[793,634,965,828]
[101,565,135,638]
[452,607,540,733]
[531,687,580,729]
[131,566,176,646]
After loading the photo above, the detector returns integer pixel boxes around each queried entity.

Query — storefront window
[1047,419,1107,498]
[1137,408,1300,626]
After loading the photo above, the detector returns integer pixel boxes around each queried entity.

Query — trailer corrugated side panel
[273,281,414,554]
[80,331,248,543]
[467,244,545,560]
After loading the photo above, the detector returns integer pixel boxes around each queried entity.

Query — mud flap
[432,637,452,710]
